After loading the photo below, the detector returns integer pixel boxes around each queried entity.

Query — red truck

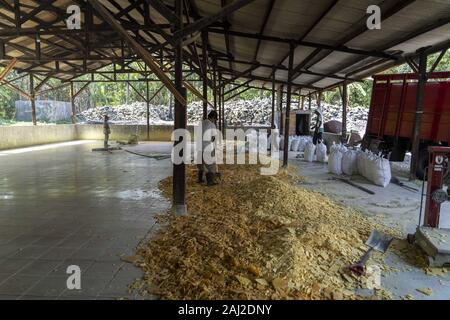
[363,72,450,179]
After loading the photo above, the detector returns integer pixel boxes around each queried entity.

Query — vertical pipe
[172,0,187,215]
[70,82,76,124]
[283,43,295,167]
[202,31,208,119]
[146,80,150,140]
[410,50,428,180]
[271,68,275,129]
[30,74,36,126]
[342,80,348,142]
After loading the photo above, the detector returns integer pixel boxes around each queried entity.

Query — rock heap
[77,98,368,134]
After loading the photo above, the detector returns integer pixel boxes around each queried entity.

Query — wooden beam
[0,58,17,81]
[0,78,32,100]
[88,0,187,106]
[183,80,213,107]
[174,0,256,40]
[207,29,397,60]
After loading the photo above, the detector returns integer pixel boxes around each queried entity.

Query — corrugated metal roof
[0,0,449,94]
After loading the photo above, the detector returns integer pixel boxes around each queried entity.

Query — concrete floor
[289,153,450,300]
[0,141,172,300]
[1,141,449,300]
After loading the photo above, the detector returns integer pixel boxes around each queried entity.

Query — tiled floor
[0,141,172,300]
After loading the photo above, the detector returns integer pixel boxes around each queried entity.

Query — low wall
[0,124,272,150]
[0,124,77,150]
[75,124,196,141]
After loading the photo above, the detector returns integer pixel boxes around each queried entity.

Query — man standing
[197,111,219,186]
[103,114,111,149]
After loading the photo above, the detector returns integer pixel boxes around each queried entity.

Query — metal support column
[146,80,150,140]
[30,74,36,126]
[70,82,76,124]
[218,74,222,130]
[277,85,283,133]
[222,85,225,134]
[271,68,275,129]
[213,60,217,112]
[202,31,208,119]
[342,80,348,142]
[283,43,295,167]
[410,50,428,180]
[172,0,187,215]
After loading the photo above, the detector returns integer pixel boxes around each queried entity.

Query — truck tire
[416,148,429,180]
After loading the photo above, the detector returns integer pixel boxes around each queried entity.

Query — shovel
[348,230,393,276]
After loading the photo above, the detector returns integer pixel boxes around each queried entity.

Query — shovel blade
[366,230,393,253]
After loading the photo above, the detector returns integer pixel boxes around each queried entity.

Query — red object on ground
[424,146,450,228]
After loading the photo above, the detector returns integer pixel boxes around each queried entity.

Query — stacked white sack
[316,141,328,163]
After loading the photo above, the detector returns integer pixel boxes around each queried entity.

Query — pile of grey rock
[77,98,368,134]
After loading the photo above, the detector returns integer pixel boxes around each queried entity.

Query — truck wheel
[416,149,429,180]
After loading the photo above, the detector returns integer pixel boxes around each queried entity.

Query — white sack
[304,142,316,162]
[371,156,391,188]
[342,150,358,176]
[316,142,328,163]
[328,151,343,175]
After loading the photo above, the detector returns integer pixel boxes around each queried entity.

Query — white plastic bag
[304,142,316,162]
[328,151,343,175]
[298,138,307,152]
[342,150,358,176]
[371,156,391,187]
[357,151,367,178]
[291,138,300,152]
[316,142,328,163]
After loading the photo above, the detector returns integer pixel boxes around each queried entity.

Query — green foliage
[1,51,450,122]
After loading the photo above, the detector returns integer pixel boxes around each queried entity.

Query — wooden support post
[308,93,312,110]
[29,74,36,126]
[342,80,348,142]
[221,85,225,134]
[277,85,283,132]
[218,75,222,130]
[172,0,187,215]
[202,31,208,119]
[70,82,76,124]
[283,43,294,167]
[146,80,150,140]
[213,60,217,112]
[271,69,275,129]
[410,50,428,180]
[317,91,322,109]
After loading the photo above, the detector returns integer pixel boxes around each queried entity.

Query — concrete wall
[0,124,273,150]
[0,124,77,150]
[75,124,196,142]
